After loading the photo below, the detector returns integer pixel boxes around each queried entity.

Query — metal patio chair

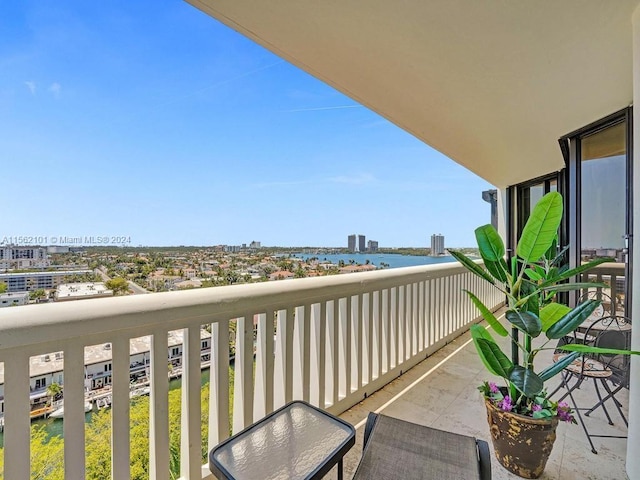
[551,315,631,454]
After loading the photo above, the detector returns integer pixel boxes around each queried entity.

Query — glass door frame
[559,107,633,314]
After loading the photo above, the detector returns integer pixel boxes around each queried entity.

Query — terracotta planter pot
[485,398,559,479]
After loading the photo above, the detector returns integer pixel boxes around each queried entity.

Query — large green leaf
[540,282,609,293]
[505,310,542,337]
[471,325,513,378]
[540,303,571,332]
[509,365,544,397]
[545,300,600,339]
[539,257,613,288]
[484,259,508,283]
[538,352,580,381]
[517,192,563,263]
[464,290,508,336]
[448,249,495,285]
[475,224,505,261]
[557,344,640,356]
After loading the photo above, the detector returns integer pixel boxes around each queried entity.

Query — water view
[294,252,457,269]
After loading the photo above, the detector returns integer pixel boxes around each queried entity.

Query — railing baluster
[382,289,390,374]
[209,318,230,447]
[150,329,170,480]
[180,326,202,479]
[111,336,130,480]
[329,299,339,406]
[374,290,382,379]
[355,294,363,390]
[233,315,254,433]
[254,311,274,420]
[274,309,294,408]
[3,350,30,480]
[64,344,86,479]
[366,291,374,385]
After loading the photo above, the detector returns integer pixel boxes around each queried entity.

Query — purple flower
[489,382,499,394]
[557,402,575,423]
[532,404,542,412]
[498,396,513,412]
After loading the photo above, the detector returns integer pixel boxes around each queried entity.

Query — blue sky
[1,1,494,248]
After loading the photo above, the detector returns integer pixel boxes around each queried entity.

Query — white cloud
[48,82,61,97]
[329,173,376,185]
[25,81,36,95]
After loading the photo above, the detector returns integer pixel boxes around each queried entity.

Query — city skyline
[1,1,494,248]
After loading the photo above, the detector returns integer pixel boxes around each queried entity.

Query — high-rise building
[347,234,356,252]
[358,235,366,253]
[430,234,445,256]
[367,240,379,253]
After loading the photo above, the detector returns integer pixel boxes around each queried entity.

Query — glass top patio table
[209,401,356,480]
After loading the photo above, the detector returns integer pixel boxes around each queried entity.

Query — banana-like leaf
[484,259,508,283]
[550,245,570,267]
[557,344,640,356]
[540,282,608,293]
[449,250,495,285]
[464,290,508,336]
[545,300,600,339]
[470,325,513,378]
[544,236,558,262]
[509,365,544,397]
[525,268,542,281]
[517,192,563,263]
[540,303,571,332]
[539,257,613,288]
[506,310,542,337]
[475,225,505,261]
[538,351,580,381]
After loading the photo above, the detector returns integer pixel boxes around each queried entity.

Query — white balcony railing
[0,262,503,479]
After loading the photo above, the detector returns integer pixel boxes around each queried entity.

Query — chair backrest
[584,315,631,388]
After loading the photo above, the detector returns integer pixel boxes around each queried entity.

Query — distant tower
[367,240,379,253]
[430,234,445,256]
[348,234,356,252]
[358,235,366,253]
[482,189,498,229]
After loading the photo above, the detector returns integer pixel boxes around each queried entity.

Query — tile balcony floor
[336,314,630,480]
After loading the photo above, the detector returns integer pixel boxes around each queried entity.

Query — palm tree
[46,382,62,407]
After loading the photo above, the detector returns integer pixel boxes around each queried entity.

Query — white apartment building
[0,329,212,413]
[0,246,50,270]
[0,292,29,308]
[0,269,93,292]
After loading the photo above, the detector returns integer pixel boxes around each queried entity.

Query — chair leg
[586,378,614,425]
[566,378,598,454]
[599,380,628,427]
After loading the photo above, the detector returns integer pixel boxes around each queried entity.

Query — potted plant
[449,191,639,479]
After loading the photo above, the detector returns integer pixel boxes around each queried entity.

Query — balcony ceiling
[186,0,638,187]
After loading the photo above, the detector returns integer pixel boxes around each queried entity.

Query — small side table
[209,400,356,480]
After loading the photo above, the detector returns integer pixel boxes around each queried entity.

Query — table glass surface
[212,403,353,480]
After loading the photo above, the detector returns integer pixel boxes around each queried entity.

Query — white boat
[96,395,112,409]
[129,386,151,398]
[50,401,93,418]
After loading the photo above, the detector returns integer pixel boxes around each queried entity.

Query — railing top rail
[0,261,477,351]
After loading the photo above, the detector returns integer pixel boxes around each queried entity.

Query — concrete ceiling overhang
[186,0,638,188]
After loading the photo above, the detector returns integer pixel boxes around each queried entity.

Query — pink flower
[489,382,499,394]
[532,404,542,412]
[557,402,575,423]
[498,396,513,412]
